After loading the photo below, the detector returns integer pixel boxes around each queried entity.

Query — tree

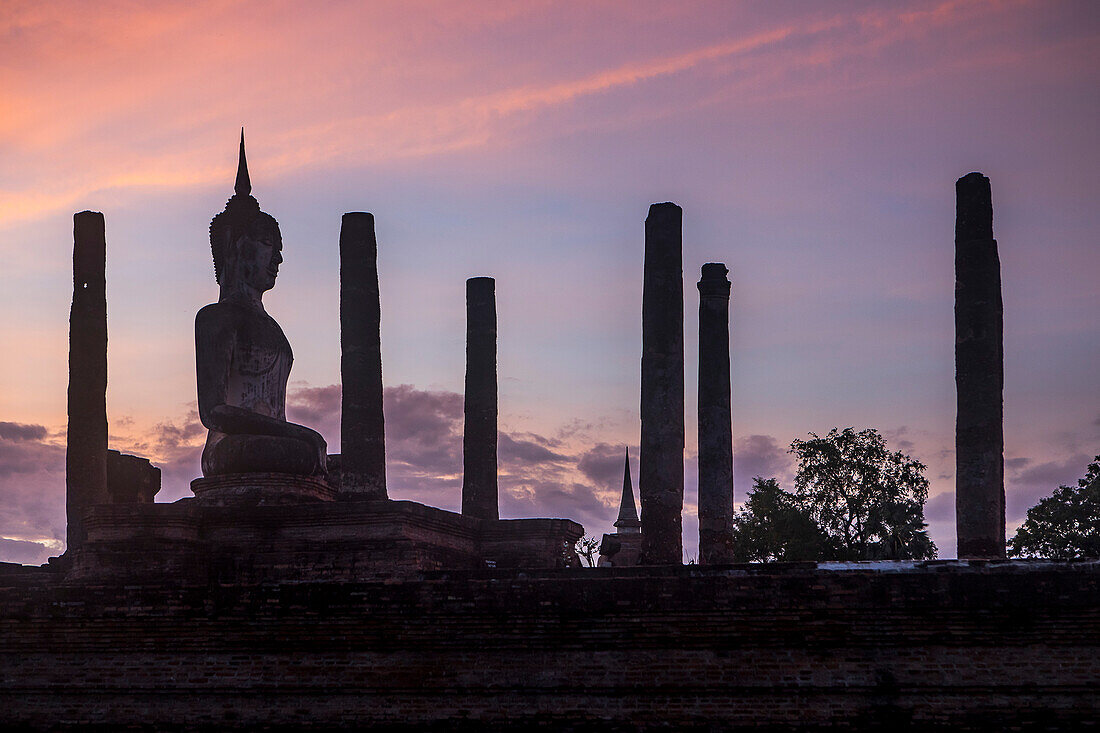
[788,428,937,561]
[1008,456,1100,559]
[575,535,600,567]
[729,477,834,561]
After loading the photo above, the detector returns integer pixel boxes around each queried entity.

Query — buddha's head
[210,131,283,298]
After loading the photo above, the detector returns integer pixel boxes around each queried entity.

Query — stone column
[639,202,684,564]
[66,211,109,551]
[340,213,387,499]
[697,263,734,564]
[955,172,1005,559]
[462,277,498,520]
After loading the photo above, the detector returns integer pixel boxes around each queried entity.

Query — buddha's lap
[202,434,321,476]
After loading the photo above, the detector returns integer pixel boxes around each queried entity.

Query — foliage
[1007,456,1100,559]
[729,478,833,561]
[730,428,937,562]
[575,535,600,567]
[790,428,937,560]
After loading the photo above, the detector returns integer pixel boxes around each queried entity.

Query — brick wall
[1,561,1097,730]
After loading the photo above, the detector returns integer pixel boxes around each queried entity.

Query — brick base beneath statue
[67,488,583,583]
[190,472,336,505]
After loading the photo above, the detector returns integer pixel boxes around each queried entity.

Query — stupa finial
[614,448,641,531]
[235,128,251,196]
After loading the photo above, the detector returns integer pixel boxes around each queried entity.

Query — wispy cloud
[0,0,1064,227]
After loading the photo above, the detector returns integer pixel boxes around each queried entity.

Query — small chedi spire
[235,128,251,196]
[614,450,641,532]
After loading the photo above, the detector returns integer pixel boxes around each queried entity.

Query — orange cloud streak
[0,0,1065,230]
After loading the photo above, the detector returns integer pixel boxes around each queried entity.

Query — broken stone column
[639,202,684,564]
[66,211,109,551]
[955,172,1005,559]
[340,212,387,499]
[106,450,161,504]
[462,277,498,520]
[697,263,734,565]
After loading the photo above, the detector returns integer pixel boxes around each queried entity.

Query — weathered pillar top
[466,277,496,311]
[342,211,375,229]
[73,211,106,282]
[698,263,730,298]
[956,172,993,241]
[646,202,682,226]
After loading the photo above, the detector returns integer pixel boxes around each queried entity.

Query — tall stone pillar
[697,263,734,564]
[339,212,387,499]
[954,172,1005,559]
[66,211,109,551]
[639,202,684,564]
[462,277,498,520]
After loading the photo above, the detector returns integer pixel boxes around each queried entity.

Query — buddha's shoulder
[196,301,254,330]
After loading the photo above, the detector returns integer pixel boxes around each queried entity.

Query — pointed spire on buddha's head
[209,129,279,285]
[235,128,251,197]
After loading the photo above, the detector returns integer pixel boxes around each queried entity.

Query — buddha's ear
[220,232,246,285]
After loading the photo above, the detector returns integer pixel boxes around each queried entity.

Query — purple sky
[1,0,1098,564]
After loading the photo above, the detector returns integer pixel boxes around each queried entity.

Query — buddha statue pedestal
[190,473,335,506]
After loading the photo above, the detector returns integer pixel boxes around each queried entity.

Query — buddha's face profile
[231,222,283,294]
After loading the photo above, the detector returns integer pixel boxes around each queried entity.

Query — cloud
[287,383,465,504]
[107,411,206,503]
[0,423,64,478]
[0,423,66,562]
[734,434,792,490]
[499,431,568,466]
[383,384,465,498]
[923,490,956,523]
[1006,453,1093,522]
[0,0,1064,227]
[501,478,610,533]
[384,385,463,442]
[577,442,630,487]
[0,537,55,566]
[0,421,48,442]
[883,426,916,454]
[286,383,342,444]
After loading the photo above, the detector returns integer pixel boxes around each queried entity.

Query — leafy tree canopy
[731,428,937,562]
[1008,456,1100,560]
[791,428,937,560]
[729,478,833,562]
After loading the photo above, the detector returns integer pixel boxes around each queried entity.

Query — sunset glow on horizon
[1,0,1098,564]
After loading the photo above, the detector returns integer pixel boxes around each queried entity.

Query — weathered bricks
[0,563,1097,730]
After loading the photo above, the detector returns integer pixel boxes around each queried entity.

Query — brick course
[1,561,1097,730]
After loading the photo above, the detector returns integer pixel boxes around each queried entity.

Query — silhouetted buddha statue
[196,132,327,478]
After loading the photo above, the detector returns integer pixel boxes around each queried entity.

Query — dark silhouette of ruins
[597,450,642,566]
[1,139,1096,730]
[339,211,387,499]
[60,134,583,581]
[955,172,1006,559]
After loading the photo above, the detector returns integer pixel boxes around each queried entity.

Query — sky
[0,0,1097,565]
